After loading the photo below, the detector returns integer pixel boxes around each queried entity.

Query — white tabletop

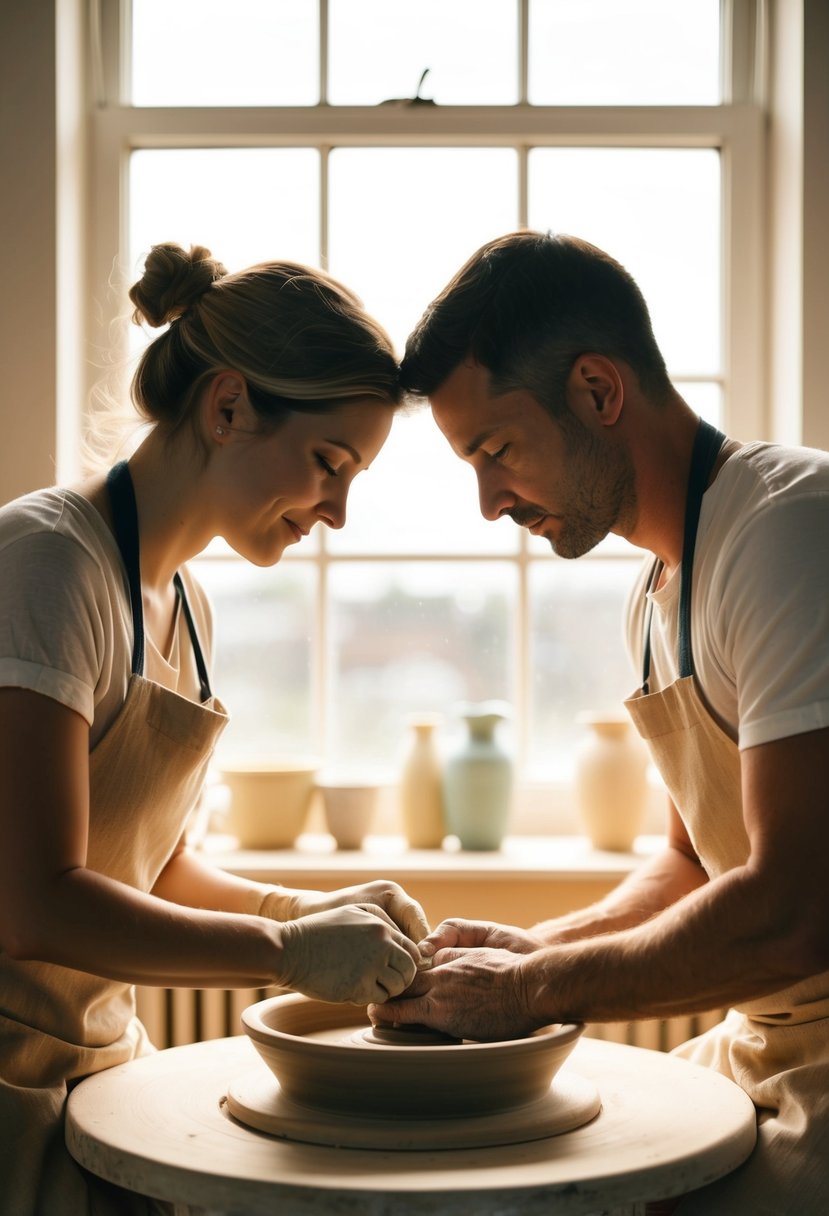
[66,1034,756,1216]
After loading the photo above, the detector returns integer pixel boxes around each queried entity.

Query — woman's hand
[277,904,421,1004]
[261,881,430,942]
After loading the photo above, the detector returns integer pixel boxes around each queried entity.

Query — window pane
[328,147,518,354]
[528,148,721,374]
[529,559,642,775]
[678,381,723,430]
[331,410,518,556]
[529,0,720,106]
[327,562,515,771]
[194,559,317,761]
[131,0,318,107]
[328,0,517,105]
[129,149,320,279]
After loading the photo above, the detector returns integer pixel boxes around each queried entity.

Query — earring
[215,426,225,436]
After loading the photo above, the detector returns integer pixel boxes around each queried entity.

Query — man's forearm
[532,845,707,945]
[522,860,821,1024]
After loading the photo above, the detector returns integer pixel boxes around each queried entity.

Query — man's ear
[566,354,624,427]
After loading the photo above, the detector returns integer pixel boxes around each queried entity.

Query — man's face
[429,360,635,559]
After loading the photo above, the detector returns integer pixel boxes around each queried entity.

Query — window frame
[85,0,768,791]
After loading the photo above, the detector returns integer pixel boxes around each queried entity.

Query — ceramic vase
[443,702,513,851]
[399,716,446,848]
[574,714,648,851]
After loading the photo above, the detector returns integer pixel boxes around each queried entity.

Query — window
[89,1,765,795]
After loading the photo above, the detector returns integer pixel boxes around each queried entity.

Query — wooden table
[66,1034,756,1216]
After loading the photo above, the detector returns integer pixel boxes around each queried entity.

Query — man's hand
[262,880,430,942]
[417,917,544,963]
[278,904,421,1004]
[368,940,544,1042]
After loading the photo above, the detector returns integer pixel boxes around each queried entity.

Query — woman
[0,243,428,1213]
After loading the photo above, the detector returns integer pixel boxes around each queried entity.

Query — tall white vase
[574,714,648,851]
[399,716,446,849]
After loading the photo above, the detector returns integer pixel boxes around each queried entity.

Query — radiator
[134,985,726,1053]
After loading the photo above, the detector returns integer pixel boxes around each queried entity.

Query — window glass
[528,559,641,776]
[193,560,317,761]
[326,562,516,771]
[328,147,518,354]
[334,410,518,556]
[129,148,320,278]
[328,0,517,105]
[529,0,720,106]
[131,0,318,107]
[528,147,721,374]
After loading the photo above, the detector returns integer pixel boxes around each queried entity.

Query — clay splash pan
[225,993,601,1150]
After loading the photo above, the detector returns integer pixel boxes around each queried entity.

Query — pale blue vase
[443,702,513,850]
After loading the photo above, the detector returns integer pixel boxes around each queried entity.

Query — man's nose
[477,470,514,522]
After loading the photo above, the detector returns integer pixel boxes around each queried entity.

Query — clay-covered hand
[260,881,430,942]
[417,918,544,965]
[277,904,421,1004]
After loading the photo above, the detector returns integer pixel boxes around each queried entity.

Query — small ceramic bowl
[316,781,379,849]
[241,993,585,1119]
[220,760,319,849]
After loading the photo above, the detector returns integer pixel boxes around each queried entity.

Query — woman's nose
[317,485,348,530]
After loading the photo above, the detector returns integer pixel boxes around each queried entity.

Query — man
[370,231,829,1213]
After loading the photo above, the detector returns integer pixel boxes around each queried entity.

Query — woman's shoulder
[0,485,120,568]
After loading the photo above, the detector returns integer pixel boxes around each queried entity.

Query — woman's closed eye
[316,453,337,477]
[489,443,510,461]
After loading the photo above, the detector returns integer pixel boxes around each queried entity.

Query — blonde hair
[128,243,401,433]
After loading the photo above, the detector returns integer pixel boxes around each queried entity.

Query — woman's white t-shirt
[0,487,214,747]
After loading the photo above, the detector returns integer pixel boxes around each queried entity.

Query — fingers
[387,891,431,942]
[417,918,485,959]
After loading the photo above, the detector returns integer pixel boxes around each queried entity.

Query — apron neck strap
[106,460,145,679]
[642,418,726,691]
[105,461,213,701]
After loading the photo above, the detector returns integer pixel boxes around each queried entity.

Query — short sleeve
[0,532,110,723]
[716,492,829,748]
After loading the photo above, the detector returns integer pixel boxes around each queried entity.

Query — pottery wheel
[224,1067,601,1151]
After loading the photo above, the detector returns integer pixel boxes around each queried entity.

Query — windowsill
[200,831,665,882]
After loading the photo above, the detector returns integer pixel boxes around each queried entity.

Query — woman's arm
[151,837,430,940]
[0,688,419,1000]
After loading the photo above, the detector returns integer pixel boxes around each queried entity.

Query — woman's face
[215,396,394,565]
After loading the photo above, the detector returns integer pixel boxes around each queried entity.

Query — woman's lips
[284,518,304,542]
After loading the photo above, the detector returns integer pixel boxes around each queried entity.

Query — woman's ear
[566,354,624,427]
[203,370,247,440]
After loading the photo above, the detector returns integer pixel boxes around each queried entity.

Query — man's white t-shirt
[0,487,214,747]
[625,441,829,750]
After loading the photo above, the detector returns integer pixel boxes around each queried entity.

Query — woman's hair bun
[129,242,228,328]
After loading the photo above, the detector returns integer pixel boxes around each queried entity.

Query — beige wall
[1,0,60,500]
[0,2,827,506]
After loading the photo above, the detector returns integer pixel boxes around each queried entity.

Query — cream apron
[0,462,227,1214]
[625,421,829,1214]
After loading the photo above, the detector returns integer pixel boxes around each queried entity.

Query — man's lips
[528,516,550,534]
